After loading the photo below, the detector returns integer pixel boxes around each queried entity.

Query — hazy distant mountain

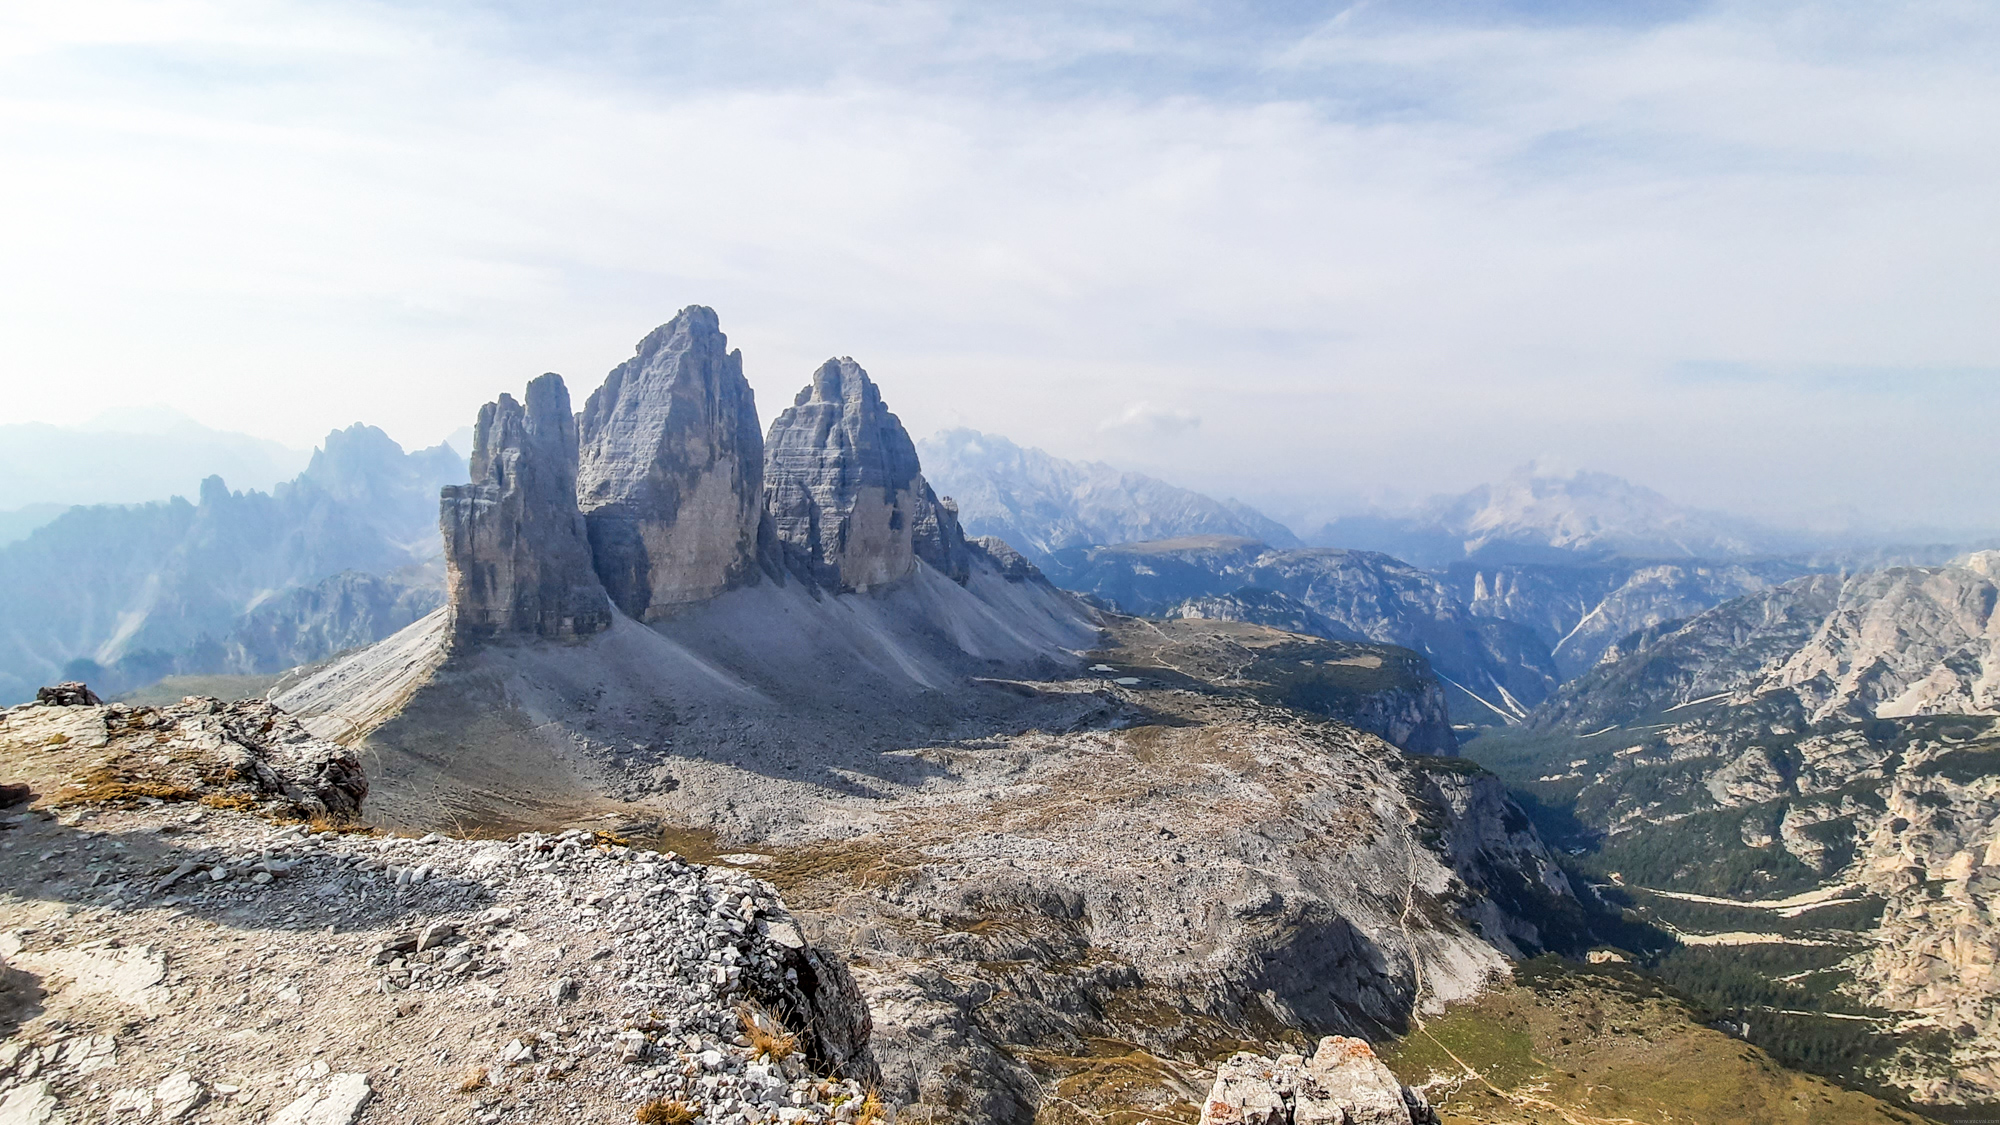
[0,424,465,703]
[916,428,1299,562]
[1444,557,1816,679]
[0,504,66,546]
[1534,551,2000,732]
[1042,536,1560,723]
[0,407,312,510]
[1317,464,1783,567]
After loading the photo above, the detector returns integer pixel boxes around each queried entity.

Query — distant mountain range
[915,429,1300,562]
[1534,551,2000,733]
[1040,536,1559,723]
[1314,464,1791,567]
[5,404,1990,721]
[0,408,311,511]
[0,425,463,703]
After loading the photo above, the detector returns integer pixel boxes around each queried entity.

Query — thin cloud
[0,1,1993,532]
[1097,401,1201,435]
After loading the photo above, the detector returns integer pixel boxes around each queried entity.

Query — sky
[1,0,1996,535]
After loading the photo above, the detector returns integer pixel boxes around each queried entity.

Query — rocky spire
[763,358,970,592]
[576,307,765,621]
[441,374,612,639]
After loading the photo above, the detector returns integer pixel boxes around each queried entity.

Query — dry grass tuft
[58,766,193,806]
[457,1066,488,1093]
[198,793,261,812]
[634,1099,697,1125]
[737,1004,798,1061]
[855,1088,885,1125]
[45,733,69,746]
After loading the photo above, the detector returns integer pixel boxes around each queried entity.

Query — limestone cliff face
[577,307,765,620]
[1536,560,2000,732]
[1772,564,2000,720]
[441,374,611,639]
[1846,718,2000,1102]
[764,358,963,593]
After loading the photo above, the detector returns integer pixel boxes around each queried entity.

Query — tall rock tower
[441,373,612,639]
[764,358,970,592]
[576,307,766,621]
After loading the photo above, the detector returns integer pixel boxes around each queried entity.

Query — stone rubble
[0,800,882,1125]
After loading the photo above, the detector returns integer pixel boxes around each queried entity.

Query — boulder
[576,307,765,619]
[35,682,102,707]
[764,358,965,592]
[441,374,612,640]
[0,695,366,821]
[1198,1037,1429,1125]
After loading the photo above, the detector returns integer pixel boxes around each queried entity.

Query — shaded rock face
[441,374,611,640]
[910,492,974,585]
[35,682,102,707]
[765,358,962,593]
[969,535,1039,582]
[577,307,765,619]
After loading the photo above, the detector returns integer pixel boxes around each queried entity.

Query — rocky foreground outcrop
[577,307,768,619]
[0,690,883,1125]
[442,373,612,640]
[1,686,365,822]
[1197,1037,1436,1125]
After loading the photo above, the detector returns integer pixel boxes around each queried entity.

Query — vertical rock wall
[764,358,966,593]
[576,306,766,621]
[441,374,611,639]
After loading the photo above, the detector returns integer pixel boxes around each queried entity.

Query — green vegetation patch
[1584,804,1825,898]
[1379,1005,1543,1092]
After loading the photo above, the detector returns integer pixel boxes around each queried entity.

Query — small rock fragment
[269,1074,371,1125]
[155,1070,207,1121]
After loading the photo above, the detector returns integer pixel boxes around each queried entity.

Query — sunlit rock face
[576,306,766,620]
[441,373,611,640]
[764,357,964,593]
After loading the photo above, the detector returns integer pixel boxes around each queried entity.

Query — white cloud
[0,1,1993,530]
[1097,401,1201,435]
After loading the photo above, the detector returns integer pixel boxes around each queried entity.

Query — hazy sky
[3,1,1996,533]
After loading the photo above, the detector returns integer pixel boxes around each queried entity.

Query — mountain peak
[916,428,1300,560]
[1321,467,1769,566]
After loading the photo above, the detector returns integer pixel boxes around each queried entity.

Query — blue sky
[2,0,1996,533]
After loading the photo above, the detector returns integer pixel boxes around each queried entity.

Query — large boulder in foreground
[1199,1037,1435,1125]
[1,690,366,821]
[576,306,766,620]
[764,357,968,592]
[441,373,611,640]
